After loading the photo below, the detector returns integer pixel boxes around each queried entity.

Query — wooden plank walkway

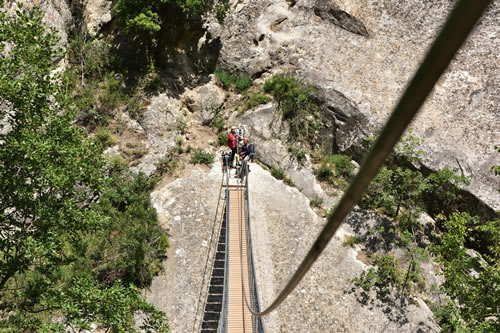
[226,189,253,333]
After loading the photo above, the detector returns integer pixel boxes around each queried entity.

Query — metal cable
[238,0,492,317]
[193,155,230,332]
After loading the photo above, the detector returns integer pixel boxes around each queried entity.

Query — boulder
[83,0,112,37]
[132,92,187,176]
[181,80,226,125]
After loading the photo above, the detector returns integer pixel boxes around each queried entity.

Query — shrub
[190,149,214,165]
[95,127,117,147]
[155,151,177,175]
[314,154,354,189]
[247,93,272,109]
[288,146,308,164]
[235,73,252,93]
[283,176,295,187]
[373,254,401,291]
[143,72,164,92]
[353,267,377,291]
[326,154,355,177]
[271,167,285,180]
[99,73,124,112]
[343,235,359,247]
[125,93,143,120]
[211,116,225,132]
[314,163,334,182]
[218,132,228,146]
[214,66,253,93]
[432,213,500,332]
[95,170,169,288]
[214,66,235,89]
[176,117,188,134]
[264,74,321,142]
[309,195,324,208]
[68,35,111,80]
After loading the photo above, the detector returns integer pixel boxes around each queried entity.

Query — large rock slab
[147,165,222,332]
[145,160,440,332]
[133,92,188,175]
[181,80,226,125]
[210,0,500,209]
[248,163,440,332]
[235,103,334,208]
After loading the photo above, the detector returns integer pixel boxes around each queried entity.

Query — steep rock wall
[209,0,500,210]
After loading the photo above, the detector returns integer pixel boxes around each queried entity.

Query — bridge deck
[226,188,253,333]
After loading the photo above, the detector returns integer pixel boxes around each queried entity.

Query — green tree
[433,213,499,332]
[264,74,321,143]
[0,4,168,331]
[114,0,230,64]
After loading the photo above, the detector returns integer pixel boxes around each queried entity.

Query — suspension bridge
[191,1,491,331]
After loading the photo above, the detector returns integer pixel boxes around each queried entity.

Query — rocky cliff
[29,0,498,331]
[208,0,500,210]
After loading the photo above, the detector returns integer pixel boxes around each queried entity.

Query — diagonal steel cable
[238,0,493,317]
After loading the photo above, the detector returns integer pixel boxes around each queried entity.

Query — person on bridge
[240,137,255,163]
[237,137,255,181]
[227,127,237,167]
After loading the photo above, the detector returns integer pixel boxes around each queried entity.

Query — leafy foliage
[92,168,169,288]
[343,235,359,247]
[234,73,253,93]
[288,145,308,165]
[190,149,215,165]
[433,213,499,332]
[114,0,230,64]
[271,167,285,180]
[264,74,321,143]
[218,132,229,146]
[214,66,253,92]
[68,35,112,80]
[155,150,178,175]
[0,5,168,331]
[214,66,235,89]
[247,93,272,109]
[361,165,468,219]
[314,154,355,189]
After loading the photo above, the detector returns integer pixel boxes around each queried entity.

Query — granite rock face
[235,103,335,208]
[131,93,188,176]
[146,161,440,332]
[147,165,222,333]
[83,0,112,36]
[181,80,226,125]
[209,0,500,210]
[248,164,440,332]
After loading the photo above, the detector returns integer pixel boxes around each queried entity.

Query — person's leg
[243,155,250,171]
[239,157,248,182]
[230,148,237,167]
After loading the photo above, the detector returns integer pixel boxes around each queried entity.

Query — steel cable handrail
[218,155,232,333]
[236,0,492,317]
[193,156,229,332]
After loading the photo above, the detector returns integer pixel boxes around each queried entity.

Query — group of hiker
[227,126,255,174]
